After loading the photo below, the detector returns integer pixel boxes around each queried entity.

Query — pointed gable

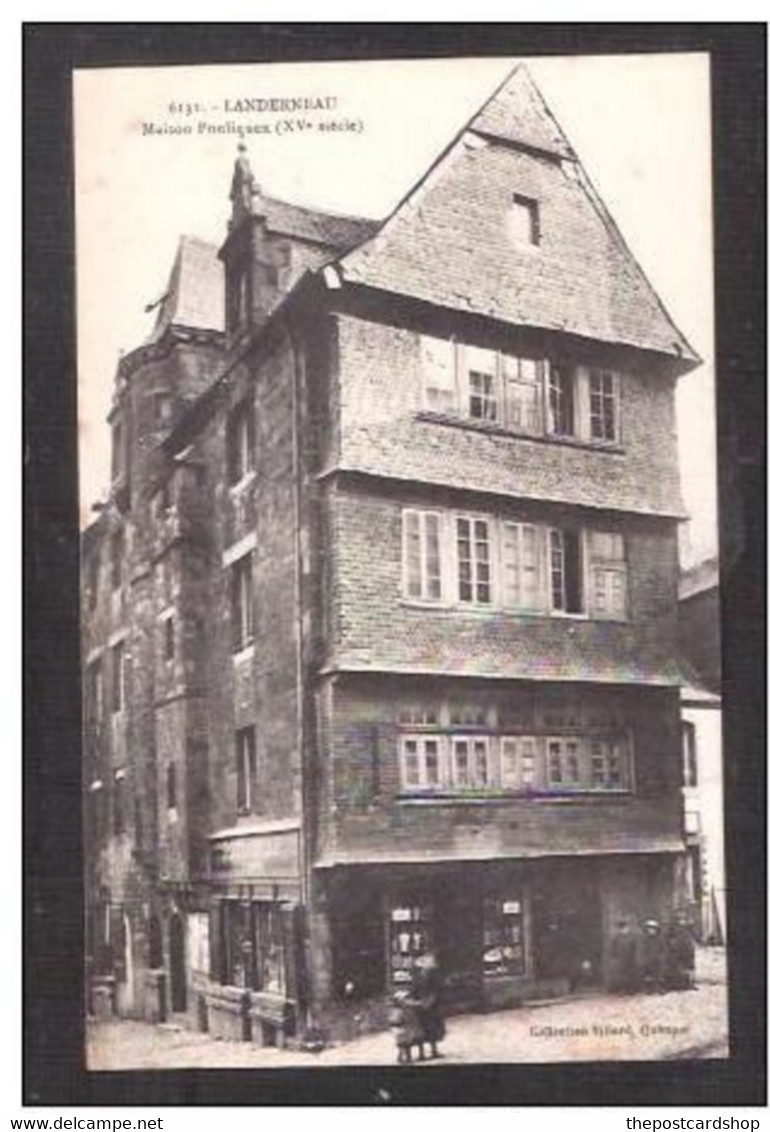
[337,66,698,367]
[470,65,573,158]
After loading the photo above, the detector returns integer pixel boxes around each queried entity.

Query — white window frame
[500,735,539,791]
[402,509,445,604]
[499,521,547,613]
[455,514,494,606]
[399,735,444,792]
[588,369,620,443]
[548,528,587,616]
[459,345,500,423]
[450,735,491,790]
[420,335,458,414]
[586,530,628,621]
[501,354,545,435]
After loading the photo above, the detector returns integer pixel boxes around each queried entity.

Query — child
[388,990,424,1064]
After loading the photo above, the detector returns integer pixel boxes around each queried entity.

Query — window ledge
[396,791,633,805]
[397,599,626,624]
[415,410,624,454]
[232,643,255,664]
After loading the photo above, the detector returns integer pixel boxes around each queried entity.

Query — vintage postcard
[74,51,727,1072]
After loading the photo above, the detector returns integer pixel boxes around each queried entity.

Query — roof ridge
[257,190,378,228]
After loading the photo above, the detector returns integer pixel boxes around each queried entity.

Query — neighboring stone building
[81,67,702,1043]
[678,555,725,943]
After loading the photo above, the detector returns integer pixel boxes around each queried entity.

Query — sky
[74,53,715,561]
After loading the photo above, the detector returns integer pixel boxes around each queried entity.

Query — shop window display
[389,904,434,988]
[483,896,526,978]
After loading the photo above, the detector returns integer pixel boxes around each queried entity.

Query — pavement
[87,947,729,1069]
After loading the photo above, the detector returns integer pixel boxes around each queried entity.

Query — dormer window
[508,194,540,247]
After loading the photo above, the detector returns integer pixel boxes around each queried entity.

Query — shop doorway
[532,871,603,990]
[169,913,187,1014]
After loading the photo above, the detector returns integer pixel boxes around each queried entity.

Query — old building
[81,66,702,1043]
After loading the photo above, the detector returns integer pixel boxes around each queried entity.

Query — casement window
[456,516,492,604]
[501,522,544,611]
[397,730,631,795]
[449,703,493,728]
[682,721,698,788]
[400,736,442,791]
[483,896,526,978]
[403,510,443,602]
[543,736,629,792]
[401,508,626,621]
[586,531,628,620]
[230,552,254,653]
[420,337,621,445]
[501,354,544,434]
[111,641,125,714]
[547,363,576,436]
[589,369,618,442]
[236,726,257,814]
[226,400,256,486]
[398,704,440,727]
[110,529,125,591]
[421,336,457,414]
[588,739,626,789]
[546,738,582,787]
[549,528,584,614]
[500,736,538,790]
[450,736,491,789]
[508,194,540,247]
[462,345,499,422]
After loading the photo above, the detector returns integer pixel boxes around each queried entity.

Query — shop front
[204,821,306,1046]
[315,851,679,1035]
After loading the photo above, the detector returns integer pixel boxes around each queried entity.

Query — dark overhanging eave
[330,280,702,379]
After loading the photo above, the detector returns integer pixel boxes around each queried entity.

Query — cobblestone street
[88,948,728,1070]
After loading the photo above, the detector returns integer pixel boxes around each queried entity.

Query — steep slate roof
[336,65,699,367]
[146,235,224,343]
[255,192,379,250]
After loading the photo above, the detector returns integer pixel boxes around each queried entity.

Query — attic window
[508,195,540,247]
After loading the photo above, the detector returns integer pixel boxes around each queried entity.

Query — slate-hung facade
[81,67,700,1042]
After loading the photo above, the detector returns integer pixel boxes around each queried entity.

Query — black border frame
[23,22,766,1106]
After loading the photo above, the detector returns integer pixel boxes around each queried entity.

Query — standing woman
[414,951,445,1059]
